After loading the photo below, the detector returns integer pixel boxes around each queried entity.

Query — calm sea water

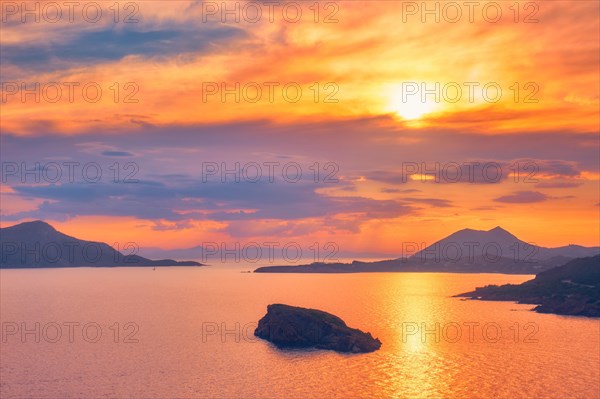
[1,266,599,399]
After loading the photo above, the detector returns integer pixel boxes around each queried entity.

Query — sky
[1,0,599,258]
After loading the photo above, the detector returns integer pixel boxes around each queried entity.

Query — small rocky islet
[254,304,381,353]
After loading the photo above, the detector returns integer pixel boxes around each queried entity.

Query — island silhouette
[254,226,599,274]
[0,221,202,268]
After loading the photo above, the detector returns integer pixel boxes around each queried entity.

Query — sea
[1,265,599,398]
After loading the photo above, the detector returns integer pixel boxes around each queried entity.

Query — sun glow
[395,99,437,120]
[387,86,439,121]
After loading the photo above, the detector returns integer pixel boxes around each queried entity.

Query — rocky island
[254,304,382,353]
[456,255,600,317]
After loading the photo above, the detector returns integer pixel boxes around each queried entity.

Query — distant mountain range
[3,222,597,273]
[138,245,387,264]
[0,221,203,268]
[456,255,600,317]
[255,227,599,274]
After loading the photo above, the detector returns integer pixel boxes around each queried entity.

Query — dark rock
[254,304,381,353]
[456,255,600,317]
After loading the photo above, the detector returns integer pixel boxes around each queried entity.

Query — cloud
[3,177,414,225]
[401,197,453,208]
[471,206,501,211]
[1,25,246,71]
[534,160,582,179]
[365,159,586,187]
[493,191,548,204]
[1,119,596,235]
[2,0,599,135]
[535,181,582,189]
[101,150,134,157]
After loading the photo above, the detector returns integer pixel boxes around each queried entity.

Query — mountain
[413,226,598,262]
[0,221,203,268]
[255,227,599,274]
[406,226,598,273]
[456,255,600,317]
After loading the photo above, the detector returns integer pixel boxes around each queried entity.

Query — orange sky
[1,0,599,255]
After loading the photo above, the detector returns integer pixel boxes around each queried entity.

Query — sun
[395,100,437,120]
[385,84,439,121]
[390,95,438,121]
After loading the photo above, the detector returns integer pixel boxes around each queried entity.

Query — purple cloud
[494,191,548,204]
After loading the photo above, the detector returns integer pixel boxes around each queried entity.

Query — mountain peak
[449,226,514,239]
[10,220,57,232]
[26,220,53,226]
[1,220,203,268]
[486,226,519,241]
